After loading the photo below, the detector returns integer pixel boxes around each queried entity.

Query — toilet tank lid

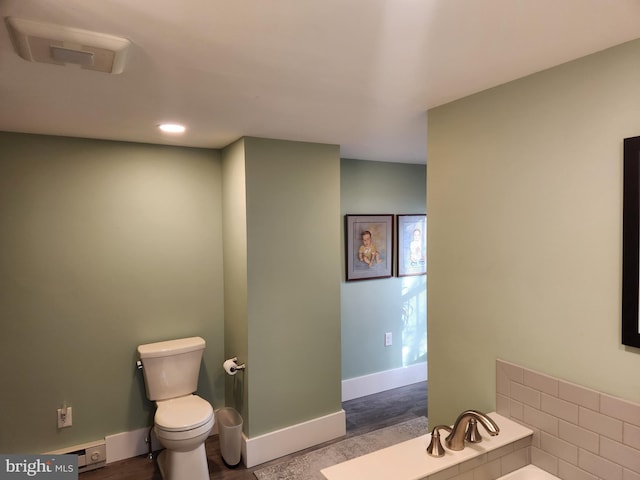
[138,336,205,359]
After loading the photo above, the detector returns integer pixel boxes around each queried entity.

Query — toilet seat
[155,395,214,432]
[155,415,214,442]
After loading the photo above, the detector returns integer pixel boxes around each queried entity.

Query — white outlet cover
[57,407,72,428]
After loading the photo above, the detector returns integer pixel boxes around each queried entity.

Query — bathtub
[499,465,561,480]
[321,412,534,480]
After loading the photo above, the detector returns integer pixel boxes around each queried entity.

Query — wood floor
[82,382,427,480]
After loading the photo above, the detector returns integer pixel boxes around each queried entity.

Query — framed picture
[345,214,393,281]
[397,214,426,277]
[622,136,640,348]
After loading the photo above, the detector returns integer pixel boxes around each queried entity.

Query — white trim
[105,426,157,463]
[99,366,425,467]
[341,362,427,402]
[244,410,346,468]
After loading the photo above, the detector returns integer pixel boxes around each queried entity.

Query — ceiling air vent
[5,17,130,74]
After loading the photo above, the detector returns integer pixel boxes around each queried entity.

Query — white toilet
[137,336,214,480]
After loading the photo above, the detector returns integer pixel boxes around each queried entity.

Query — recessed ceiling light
[158,123,186,134]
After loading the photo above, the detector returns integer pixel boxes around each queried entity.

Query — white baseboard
[341,362,427,402]
[106,426,157,464]
[103,364,426,466]
[106,409,346,469]
[244,410,346,468]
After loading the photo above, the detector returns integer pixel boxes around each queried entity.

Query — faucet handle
[465,417,483,443]
[427,425,452,457]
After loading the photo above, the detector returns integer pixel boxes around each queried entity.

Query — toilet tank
[137,337,206,401]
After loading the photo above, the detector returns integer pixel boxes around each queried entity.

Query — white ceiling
[2,0,640,164]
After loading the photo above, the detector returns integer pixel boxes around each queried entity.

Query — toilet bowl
[137,337,214,480]
[154,395,214,479]
[155,395,214,449]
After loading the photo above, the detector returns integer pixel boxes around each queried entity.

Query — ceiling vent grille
[5,17,130,74]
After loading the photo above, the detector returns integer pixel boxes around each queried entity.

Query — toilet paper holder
[223,357,246,375]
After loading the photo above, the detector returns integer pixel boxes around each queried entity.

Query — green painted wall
[340,159,427,379]
[0,133,225,453]
[427,39,640,428]
[241,137,342,436]
[0,132,423,454]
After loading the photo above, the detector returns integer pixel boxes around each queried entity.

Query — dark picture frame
[622,136,640,348]
[345,214,393,281]
[397,214,426,277]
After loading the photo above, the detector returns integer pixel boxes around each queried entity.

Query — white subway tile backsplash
[426,464,460,480]
[499,447,530,475]
[497,364,511,396]
[531,446,559,475]
[558,381,599,411]
[624,468,640,480]
[496,360,640,480]
[542,394,579,424]
[497,393,510,416]
[578,448,623,480]
[540,431,578,465]
[558,460,598,480]
[510,399,524,421]
[512,438,532,451]
[524,406,559,436]
[472,459,501,480]
[558,420,599,454]
[511,382,541,409]
[447,470,474,480]
[497,360,524,384]
[601,395,640,428]
[530,426,542,449]
[579,406,623,441]
[487,443,515,462]
[625,423,640,450]
[460,454,490,473]
[524,370,559,397]
[600,437,640,474]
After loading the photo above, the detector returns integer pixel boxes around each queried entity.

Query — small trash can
[216,407,243,466]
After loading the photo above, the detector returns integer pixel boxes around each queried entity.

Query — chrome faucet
[426,425,452,457]
[445,410,500,451]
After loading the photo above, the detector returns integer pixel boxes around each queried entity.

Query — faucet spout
[445,410,499,451]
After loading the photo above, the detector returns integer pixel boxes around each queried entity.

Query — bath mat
[253,416,428,480]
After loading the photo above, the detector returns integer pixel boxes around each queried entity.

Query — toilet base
[156,444,209,480]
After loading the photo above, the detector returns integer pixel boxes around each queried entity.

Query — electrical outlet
[384,332,392,346]
[57,406,72,428]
